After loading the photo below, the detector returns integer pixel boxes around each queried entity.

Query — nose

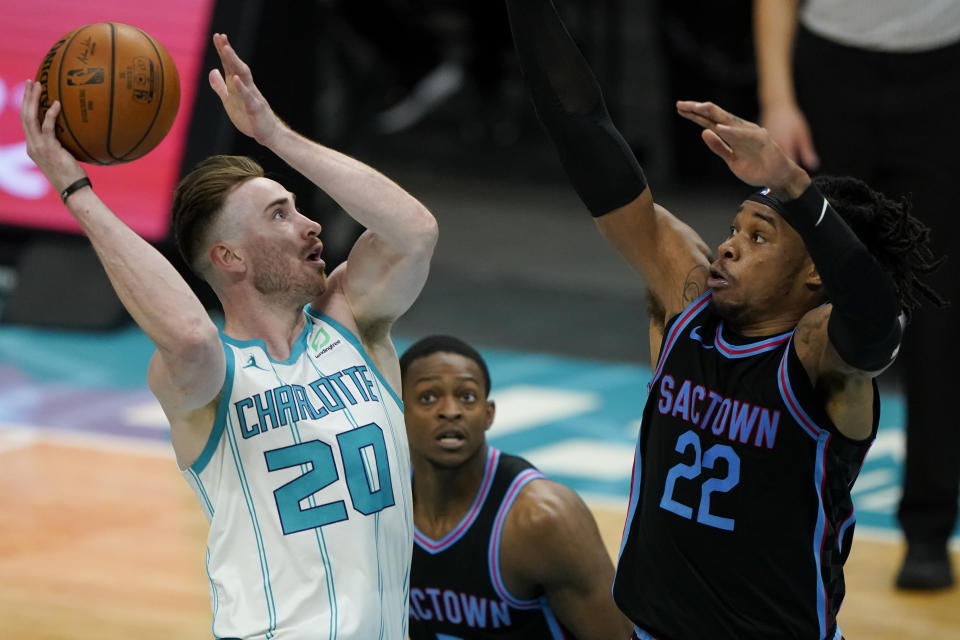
[437,395,462,420]
[298,212,322,238]
[718,235,739,260]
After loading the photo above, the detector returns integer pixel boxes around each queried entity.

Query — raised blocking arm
[506,0,711,318]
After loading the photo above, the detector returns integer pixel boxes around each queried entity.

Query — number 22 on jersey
[659,429,741,531]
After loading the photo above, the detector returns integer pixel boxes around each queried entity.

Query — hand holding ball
[35,22,180,165]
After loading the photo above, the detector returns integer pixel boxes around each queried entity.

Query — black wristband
[60,177,92,204]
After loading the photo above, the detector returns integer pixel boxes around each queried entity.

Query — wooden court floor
[1,434,957,639]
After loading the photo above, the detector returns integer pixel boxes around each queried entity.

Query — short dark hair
[814,175,948,320]
[400,335,492,396]
[171,155,265,274]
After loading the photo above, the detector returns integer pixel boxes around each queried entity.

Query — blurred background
[0,0,761,355]
[0,0,957,637]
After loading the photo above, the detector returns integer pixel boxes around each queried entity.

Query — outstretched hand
[676,101,809,198]
[208,33,281,147]
[19,79,87,195]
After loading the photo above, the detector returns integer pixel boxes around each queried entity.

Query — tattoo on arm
[798,312,828,349]
[681,265,709,306]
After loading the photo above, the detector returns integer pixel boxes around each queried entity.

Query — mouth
[708,263,731,288]
[435,428,466,451]
[305,244,325,269]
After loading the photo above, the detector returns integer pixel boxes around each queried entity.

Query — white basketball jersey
[181,306,413,640]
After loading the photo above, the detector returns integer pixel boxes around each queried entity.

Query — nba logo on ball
[35,22,180,165]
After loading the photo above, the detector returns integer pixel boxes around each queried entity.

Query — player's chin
[426,443,480,469]
[710,294,748,323]
[309,272,328,297]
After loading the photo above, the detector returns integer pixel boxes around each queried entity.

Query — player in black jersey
[505,1,945,639]
[400,335,633,640]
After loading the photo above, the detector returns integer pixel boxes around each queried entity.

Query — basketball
[35,22,180,165]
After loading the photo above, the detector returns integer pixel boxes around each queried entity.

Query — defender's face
[402,352,494,469]
[708,201,816,325]
[225,177,327,299]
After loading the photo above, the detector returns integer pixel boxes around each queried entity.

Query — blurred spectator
[753,0,960,590]
[338,0,515,138]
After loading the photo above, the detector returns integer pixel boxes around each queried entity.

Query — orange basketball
[35,22,180,165]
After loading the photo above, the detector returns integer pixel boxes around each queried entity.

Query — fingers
[41,100,61,135]
[702,129,733,159]
[208,68,227,99]
[676,100,738,126]
[20,79,39,132]
[212,33,251,81]
[676,105,716,130]
[20,79,60,140]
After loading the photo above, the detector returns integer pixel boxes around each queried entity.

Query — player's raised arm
[501,479,633,640]
[207,34,437,340]
[505,0,711,318]
[678,100,902,382]
[19,80,224,423]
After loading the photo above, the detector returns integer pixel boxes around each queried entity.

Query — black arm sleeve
[780,184,903,371]
[505,0,646,216]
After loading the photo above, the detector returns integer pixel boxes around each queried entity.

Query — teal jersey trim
[205,548,219,637]
[188,468,215,518]
[303,306,404,411]
[219,320,311,366]
[191,341,237,474]
[225,408,278,636]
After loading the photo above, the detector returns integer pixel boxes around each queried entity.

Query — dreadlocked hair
[813,174,948,321]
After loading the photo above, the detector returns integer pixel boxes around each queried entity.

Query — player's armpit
[595,193,712,319]
[147,348,225,469]
[793,305,878,441]
[500,479,633,640]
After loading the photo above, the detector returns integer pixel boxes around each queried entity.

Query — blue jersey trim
[777,338,833,638]
[304,306,404,412]
[836,512,856,555]
[540,598,568,639]
[488,470,547,609]
[632,627,658,640]
[714,323,793,359]
[648,291,712,392]
[616,431,645,566]
[812,431,832,640]
[414,448,500,553]
[777,339,824,441]
[191,341,237,474]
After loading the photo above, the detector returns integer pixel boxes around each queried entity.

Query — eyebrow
[262,192,296,214]
[414,374,480,384]
[752,211,776,227]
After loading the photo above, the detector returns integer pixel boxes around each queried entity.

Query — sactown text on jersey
[657,375,779,449]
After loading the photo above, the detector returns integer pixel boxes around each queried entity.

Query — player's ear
[485,400,495,431]
[805,261,822,289]
[210,241,245,273]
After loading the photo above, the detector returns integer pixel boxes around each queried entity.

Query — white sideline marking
[0,422,172,459]
[522,439,634,480]
[124,400,170,428]
[490,385,601,435]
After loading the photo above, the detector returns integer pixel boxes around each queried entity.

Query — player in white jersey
[21,32,436,639]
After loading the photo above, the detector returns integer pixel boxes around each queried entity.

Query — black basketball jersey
[614,291,876,640]
[409,448,579,640]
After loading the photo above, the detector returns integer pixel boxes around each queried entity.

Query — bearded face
[247,239,327,302]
